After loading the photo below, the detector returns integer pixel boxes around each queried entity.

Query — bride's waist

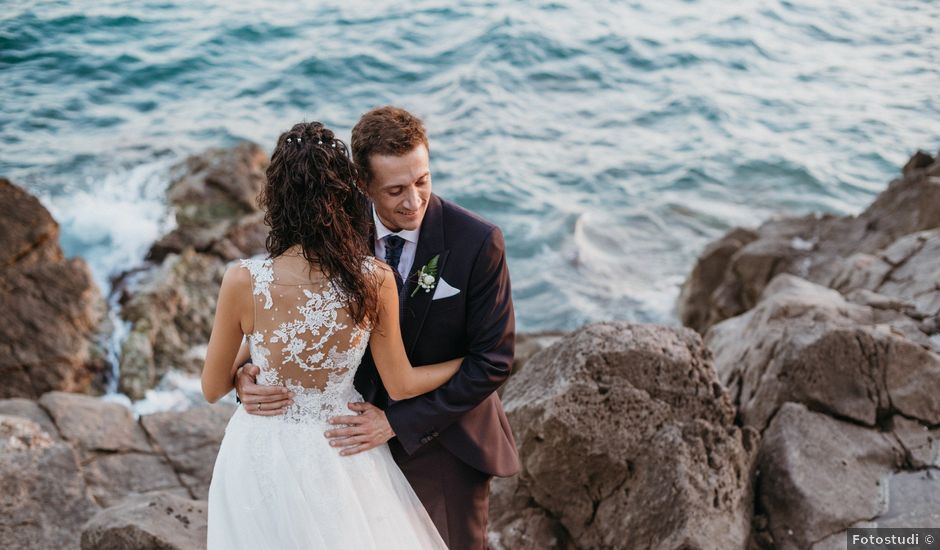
[238,385,364,426]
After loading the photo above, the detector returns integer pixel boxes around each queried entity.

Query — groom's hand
[325,402,395,456]
[236,365,292,416]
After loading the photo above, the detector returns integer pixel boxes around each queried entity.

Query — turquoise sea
[2,0,938,331]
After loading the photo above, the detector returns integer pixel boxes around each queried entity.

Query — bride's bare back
[241,253,371,392]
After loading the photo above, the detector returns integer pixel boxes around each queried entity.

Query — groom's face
[366,144,431,232]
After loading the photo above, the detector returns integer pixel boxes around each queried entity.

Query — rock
[492,322,758,549]
[890,415,940,470]
[677,227,759,333]
[679,151,940,332]
[140,403,234,499]
[80,491,207,550]
[0,414,97,549]
[0,178,108,398]
[117,248,227,399]
[148,142,269,262]
[706,274,940,432]
[83,452,186,508]
[0,397,62,440]
[488,476,571,550]
[833,229,940,326]
[39,391,152,459]
[757,403,900,548]
[510,330,567,377]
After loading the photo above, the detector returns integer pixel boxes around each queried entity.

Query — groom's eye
[388,186,403,196]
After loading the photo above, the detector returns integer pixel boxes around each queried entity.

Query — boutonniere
[410,254,440,297]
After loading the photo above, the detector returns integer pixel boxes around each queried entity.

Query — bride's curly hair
[260,121,377,326]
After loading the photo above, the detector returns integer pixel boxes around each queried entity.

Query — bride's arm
[202,266,253,403]
[369,264,463,400]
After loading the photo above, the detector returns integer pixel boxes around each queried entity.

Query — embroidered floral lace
[239,255,376,424]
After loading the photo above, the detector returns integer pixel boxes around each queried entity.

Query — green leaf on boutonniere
[410,254,440,297]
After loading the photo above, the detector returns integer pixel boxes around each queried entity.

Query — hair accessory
[297,137,302,143]
[318,140,323,145]
[287,137,292,143]
[331,142,336,148]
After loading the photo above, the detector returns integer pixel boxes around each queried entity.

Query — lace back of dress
[239,256,371,404]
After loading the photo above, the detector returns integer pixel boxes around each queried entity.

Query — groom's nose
[401,185,421,210]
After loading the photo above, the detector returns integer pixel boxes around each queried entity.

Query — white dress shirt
[373,206,421,282]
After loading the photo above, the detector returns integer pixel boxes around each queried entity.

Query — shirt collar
[372,204,420,244]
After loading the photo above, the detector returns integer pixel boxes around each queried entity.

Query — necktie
[384,235,406,295]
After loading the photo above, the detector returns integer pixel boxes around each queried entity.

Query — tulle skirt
[207,406,447,549]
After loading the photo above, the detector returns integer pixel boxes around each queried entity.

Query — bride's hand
[324,402,395,456]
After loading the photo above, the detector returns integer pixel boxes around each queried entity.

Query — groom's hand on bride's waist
[324,402,395,456]
[235,364,293,416]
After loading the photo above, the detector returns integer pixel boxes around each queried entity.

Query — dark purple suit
[354,193,520,548]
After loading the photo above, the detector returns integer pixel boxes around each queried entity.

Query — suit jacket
[353,193,520,477]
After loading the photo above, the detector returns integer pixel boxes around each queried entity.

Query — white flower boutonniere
[410,254,440,297]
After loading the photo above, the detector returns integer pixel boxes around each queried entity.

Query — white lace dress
[207,256,446,549]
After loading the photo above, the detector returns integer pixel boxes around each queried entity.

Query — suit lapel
[401,194,449,355]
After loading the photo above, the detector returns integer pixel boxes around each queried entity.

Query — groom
[235,106,519,549]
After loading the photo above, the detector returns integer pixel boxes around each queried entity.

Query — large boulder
[140,403,235,499]
[490,322,759,549]
[80,491,207,550]
[706,274,940,433]
[0,414,97,549]
[679,150,940,333]
[0,178,108,398]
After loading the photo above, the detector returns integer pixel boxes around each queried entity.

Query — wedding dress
[207,255,446,549]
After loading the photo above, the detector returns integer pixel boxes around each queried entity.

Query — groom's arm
[384,226,515,454]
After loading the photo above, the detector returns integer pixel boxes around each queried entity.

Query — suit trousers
[389,438,492,550]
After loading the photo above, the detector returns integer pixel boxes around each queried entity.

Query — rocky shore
[1,147,937,549]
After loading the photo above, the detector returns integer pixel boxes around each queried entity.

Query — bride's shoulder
[360,255,390,274]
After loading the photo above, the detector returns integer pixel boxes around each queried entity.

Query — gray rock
[706,274,940,432]
[83,452,186,508]
[679,151,940,333]
[0,397,62,440]
[757,403,899,549]
[80,491,207,550]
[492,322,758,549]
[39,391,152,458]
[0,414,97,549]
[140,403,235,499]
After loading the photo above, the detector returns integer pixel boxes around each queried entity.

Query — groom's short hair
[351,106,429,184]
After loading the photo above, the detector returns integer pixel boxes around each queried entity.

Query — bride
[200,121,455,549]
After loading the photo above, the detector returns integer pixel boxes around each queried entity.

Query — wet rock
[117,248,226,399]
[491,322,758,549]
[148,142,269,262]
[80,491,207,550]
[0,178,108,398]
[0,414,97,549]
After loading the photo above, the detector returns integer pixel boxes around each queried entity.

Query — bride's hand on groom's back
[236,365,293,416]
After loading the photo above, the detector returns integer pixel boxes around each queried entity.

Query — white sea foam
[42,159,177,293]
